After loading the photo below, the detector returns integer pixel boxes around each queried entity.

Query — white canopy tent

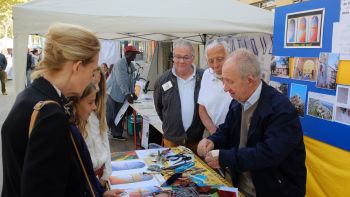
[12,0,274,93]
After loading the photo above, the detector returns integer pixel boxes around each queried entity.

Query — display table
[109,147,243,196]
[129,92,163,149]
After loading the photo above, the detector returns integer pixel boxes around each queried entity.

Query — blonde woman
[1,23,120,197]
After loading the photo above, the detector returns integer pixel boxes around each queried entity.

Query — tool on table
[174,162,195,173]
[147,165,162,172]
[161,173,183,187]
[167,154,192,165]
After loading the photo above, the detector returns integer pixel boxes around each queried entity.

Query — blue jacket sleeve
[218,107,303,173]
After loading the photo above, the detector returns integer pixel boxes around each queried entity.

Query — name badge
[162,81,173,91]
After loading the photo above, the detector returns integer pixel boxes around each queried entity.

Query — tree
[0,0,29,38]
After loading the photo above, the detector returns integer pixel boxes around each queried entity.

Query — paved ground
[0,79,136,191]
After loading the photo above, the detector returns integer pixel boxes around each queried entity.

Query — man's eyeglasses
[173,55,193,62]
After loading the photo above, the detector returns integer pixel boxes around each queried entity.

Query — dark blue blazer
[1,77,90,197]
[208,81,306,197]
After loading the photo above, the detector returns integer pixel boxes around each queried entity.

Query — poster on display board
[292,57,319,81]
[285,8,325,48]
[289,83,307,117]
[307,92,335,121]
[269,80,289,96]
[335,85,350,126]
[316,52,339,90]
[270,56,290,78]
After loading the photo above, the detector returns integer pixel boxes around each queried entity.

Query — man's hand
[103,189,124,197]
[197,138,214,157]
[205,150,221,169]
[126,94,134,104]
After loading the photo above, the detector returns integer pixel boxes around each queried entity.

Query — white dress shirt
[242,81,262,111]
[172,66,196,131]
[198,68,232,127]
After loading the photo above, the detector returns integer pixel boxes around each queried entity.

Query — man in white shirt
[198,39,232,137]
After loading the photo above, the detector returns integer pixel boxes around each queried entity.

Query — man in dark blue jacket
[197,49,306,197]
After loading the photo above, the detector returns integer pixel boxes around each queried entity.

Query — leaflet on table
[135,148,172,159]
[141,116,150,149]
[110,170,165,190]
[114,101,129,125]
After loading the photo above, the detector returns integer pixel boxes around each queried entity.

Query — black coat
[208,81,306,197]
[1,77,89,197]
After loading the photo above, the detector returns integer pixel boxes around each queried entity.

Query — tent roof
[13,0,274,42]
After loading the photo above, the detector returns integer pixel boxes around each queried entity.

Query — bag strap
[69,132,96,197]
[28,100,96,197]
[29,100,60,138]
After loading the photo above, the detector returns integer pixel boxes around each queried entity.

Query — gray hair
[173,39,194,55]
[230,48,261,79]
[205,38,230,60]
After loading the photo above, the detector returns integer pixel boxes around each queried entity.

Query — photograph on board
[307,92,335,121]
[316,53,340,90]
[290,83,307,117]
[270,56,290,78]
[269,81,289,96]
[335,106,350,126]
[336,85,350,105]
[308,14,322,43]
[285,8,324,48]
[297,17,307,43]
[292,57,318,81]
[287,18,296,43]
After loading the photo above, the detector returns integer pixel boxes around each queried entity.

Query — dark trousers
[106,95,124,137]
[0,69,6,94]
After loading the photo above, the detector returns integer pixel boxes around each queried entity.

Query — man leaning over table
[106,45,140,141]
[197,49,306,197]
[154,39,204,153]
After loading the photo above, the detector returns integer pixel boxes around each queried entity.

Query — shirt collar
[242,80,262,111]
[172,65,196,80]
[208,68,221,81]
[52,85,61,97]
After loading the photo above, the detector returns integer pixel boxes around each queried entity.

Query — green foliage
[0,0,29,37]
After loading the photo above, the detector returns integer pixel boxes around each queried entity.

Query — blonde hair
[94,67,108,136]
[72,83,97,138]
[32,23,100,79]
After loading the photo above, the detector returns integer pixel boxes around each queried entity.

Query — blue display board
[272,0,350,151]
